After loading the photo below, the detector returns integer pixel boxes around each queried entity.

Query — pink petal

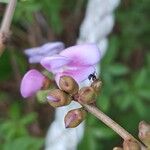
[55,66,95,86]
[65,113,77,128]
[20,69,45,98]
[40,55,70,73]
[47,95,59,102]
[60,44,101,66]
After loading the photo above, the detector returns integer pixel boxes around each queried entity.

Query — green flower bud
[47,89,71,107]
[139,121,150,148]
[59,76,79,95]
[91,79,102,93]
[78,87,96,104]
[113,147,123,150]
[64,108,86,128]
[123,140,140,150]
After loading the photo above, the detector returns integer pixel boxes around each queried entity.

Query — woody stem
[0,0,17,56]
[0,0,17,34]
[80,103,146,149]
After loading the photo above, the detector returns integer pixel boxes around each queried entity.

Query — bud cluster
[113,140,140,150]
[20,71,101,128]
[113,121,150,150]
[46,75,102,128]
[138,121,150,148]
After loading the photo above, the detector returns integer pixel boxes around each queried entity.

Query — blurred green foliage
[0,0,150,150]
[14,0,81,34]
[0,0,9,3]
[79,0,150,150]
[0,102,44,150]
[0,0,82,149]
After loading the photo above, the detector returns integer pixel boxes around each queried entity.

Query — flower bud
[42,77,51,90]
[113,147,123,150]
[138,121,150,147]
[64,108,86,128]
[91,79,102,93]
[123,140,140,150]
[78,87,96,104]
[47,89,71,107]
[59,76,79,95]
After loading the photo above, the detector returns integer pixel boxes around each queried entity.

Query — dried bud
[91,79,102,93]
[64,108,86,128]
[47,89,71,107]
[138,121,150,147]
[42,77,51,90]
[113,147,123,150]
[78,87,96,104]
[123,140,140,150]
[59,76,79,95]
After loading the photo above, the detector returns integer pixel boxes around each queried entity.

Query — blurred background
[0,0,150,149]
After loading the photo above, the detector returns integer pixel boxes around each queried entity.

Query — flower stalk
[80,102,146,149]
[0,0,17,34]
[0,0,17,56]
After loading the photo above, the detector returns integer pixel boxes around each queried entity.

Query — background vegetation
[0,0,150,149]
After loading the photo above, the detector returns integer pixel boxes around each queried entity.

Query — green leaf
[138,89,150,100]
[3,136,44,150]
[9,103,21,120]
[132,97,146,117]
[116,94,133,111]
[92,127,115,139]
[98,95,110,111]
[0,0,9,3]
[0,51,13,80]
[102,36,119,64]
[108,64,129,76]
[21,113,37,125]
[133,69,147,88]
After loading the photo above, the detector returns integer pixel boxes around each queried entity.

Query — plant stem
[0,0,17,56]
[81,103,146,149]
[0,0,17,34]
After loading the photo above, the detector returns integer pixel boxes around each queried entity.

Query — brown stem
[80,103,146,149]
[0,0,17,56]
[0,0,17,34]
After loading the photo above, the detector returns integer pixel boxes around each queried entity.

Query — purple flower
[41,44,101,85]
[20,69,45,98]
[24,42,65,63]
[20,43,100,99]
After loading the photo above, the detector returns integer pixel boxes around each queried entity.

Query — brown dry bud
[123,140,140,150]
[113,147,123,150]
[64,108,86,128]
[138,121,150,148]
[91,79,102,93]
[42,77,52,90]
[59,76,79,95]
[47,89,71,107]
[78,87,96,104]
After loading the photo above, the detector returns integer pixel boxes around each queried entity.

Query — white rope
[45,0,120,150]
